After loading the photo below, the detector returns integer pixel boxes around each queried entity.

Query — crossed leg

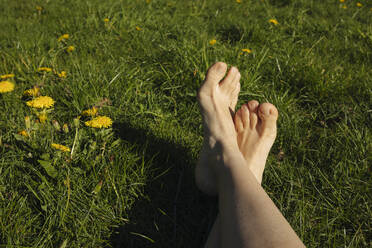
[204,101,279,248]
[196,62,305,248]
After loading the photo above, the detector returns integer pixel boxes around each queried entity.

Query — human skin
[196,62,305,248]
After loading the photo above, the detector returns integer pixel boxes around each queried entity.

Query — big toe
[220,66,240,94]
[200,62,227,91]
[257,103,278,136]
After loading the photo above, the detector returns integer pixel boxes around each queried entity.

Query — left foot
[196,99,278,195]
[234,101,278,183]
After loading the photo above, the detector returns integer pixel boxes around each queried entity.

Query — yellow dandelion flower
[104,18,109,23]
[38,113,47,123]
[85,116,112,128]
[339,0,345,2]
[58,34,69,42]
[82,106,98,116]
[236,0,242,3]
[146,0,151,3]
[51,143,70,152]
[356,2,362,7]
[37,67,52,72]
[23,86,40,97]
[36,6,42,11]
[269,19,279,25]
[0,73,15,79]
[57,71,67,78]
[136,26,142,31]
[26,96,55,108]
[241,48,252,53]
[0,81,15,93]
[66,46,75,52]
[342,5,347,9]
[18,130,29,137]
[209,39,217,45]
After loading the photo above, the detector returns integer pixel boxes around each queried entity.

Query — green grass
[0,0,371,247]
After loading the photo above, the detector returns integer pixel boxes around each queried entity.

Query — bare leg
[197,62,305,248]
[205,101,278,248]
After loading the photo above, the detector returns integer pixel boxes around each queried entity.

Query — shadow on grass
[109,121,218,248]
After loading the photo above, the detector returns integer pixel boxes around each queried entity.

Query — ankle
[215,143,246,172]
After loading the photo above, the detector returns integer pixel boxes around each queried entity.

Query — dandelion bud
[38,113,47,123]
[73,118,80,128]
[25,116,31,129]
[18,130,29,137]
[92,181,103,194]
[66,46,75,52]
[63,123,69,133]
[52,120,61,131]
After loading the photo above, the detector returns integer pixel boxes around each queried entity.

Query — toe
[230,81,241,111]
[199,62,227,95]
[241,104,250,128]
[234,108,244,132]
[247,100,259,128]
[220,66,239,93]
[258,103,278,120]
[258,103,278,136]
[205,62,227,83]
[247,100,259,111]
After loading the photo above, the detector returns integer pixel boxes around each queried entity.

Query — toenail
[248,101,258,110]
[243,104,249,111]
[215,62,226,72]
[260,105,271,115]
[269,107,278,116]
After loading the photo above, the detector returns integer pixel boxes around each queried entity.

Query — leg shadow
[109,121,218,248]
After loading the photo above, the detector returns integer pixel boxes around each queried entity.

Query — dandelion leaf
[13,133,26,142]
[38,158,57,178]
[40,153,50,160]
[110,139,121,148]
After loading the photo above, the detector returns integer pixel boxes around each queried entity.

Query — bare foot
[234,100,278,184]
[196,97,278,195]
[195,62,241,195]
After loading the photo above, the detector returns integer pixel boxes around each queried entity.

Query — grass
[0,0,371,247]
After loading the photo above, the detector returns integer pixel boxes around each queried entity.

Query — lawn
[0,0,371,247]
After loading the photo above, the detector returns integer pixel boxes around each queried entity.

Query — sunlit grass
[0,0,371,247]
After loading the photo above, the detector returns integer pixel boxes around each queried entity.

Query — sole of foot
[195,62,241,196]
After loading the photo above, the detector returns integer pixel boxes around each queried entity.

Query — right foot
[234,100,278,183]
[195,62,241,195]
